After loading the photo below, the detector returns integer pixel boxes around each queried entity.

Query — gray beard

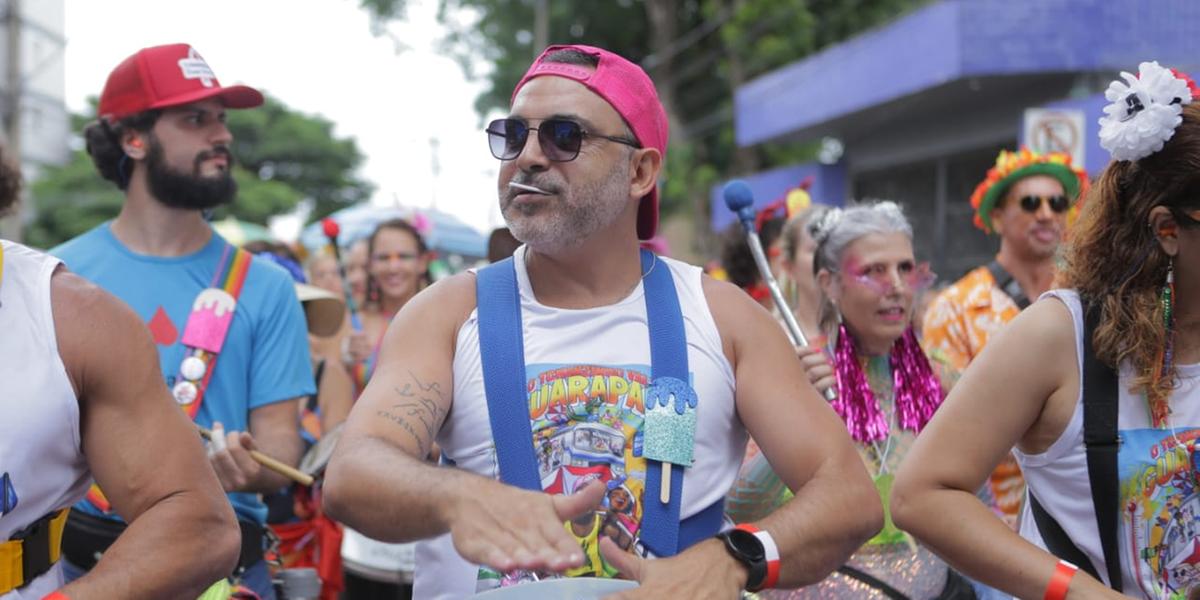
[505,164,631,253]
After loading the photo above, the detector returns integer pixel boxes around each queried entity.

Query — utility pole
[533,0,548,57]
[0,0,20,242]
[429,136,440,211]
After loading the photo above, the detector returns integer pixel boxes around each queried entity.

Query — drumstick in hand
[197,426,315,487]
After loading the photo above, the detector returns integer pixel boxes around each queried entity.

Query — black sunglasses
[1019,194,1071,214]
[486,118,641,162]
[1173,207,1200,226]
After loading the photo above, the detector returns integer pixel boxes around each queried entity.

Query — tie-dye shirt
[922,264,1025,528]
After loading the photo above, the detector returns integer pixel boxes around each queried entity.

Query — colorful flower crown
[1098,61,1198,162]
[969,147,1089,233]
[753,176,815,232]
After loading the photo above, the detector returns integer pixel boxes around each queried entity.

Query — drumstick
[723,180,837,402]
[197,426,315,487]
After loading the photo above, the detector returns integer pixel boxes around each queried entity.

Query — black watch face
[728,528,765,562]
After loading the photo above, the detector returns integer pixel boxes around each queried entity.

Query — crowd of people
[2,39,1198,600]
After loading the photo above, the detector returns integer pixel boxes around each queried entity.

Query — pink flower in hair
[409,211,433,237]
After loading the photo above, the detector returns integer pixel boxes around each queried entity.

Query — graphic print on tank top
[477,362,662,590]
[1120,428,1200,598]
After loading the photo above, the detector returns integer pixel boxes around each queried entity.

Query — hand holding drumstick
[198,423,314,488]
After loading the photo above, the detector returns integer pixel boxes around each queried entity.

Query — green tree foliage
[358,0,925,248]
[227,95,372,221]
[24,95,371,248]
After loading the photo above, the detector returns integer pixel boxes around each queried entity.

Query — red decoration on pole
[322,218,340,239]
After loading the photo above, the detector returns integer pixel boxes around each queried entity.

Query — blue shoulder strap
[639,249,688,556]
[475,257,541,491]
[475,250,724,557]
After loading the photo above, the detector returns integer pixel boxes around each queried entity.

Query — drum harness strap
[1028,300,1123,591]
[0,510,68,593]
[986,260,1031,310]
[475,250,725,559]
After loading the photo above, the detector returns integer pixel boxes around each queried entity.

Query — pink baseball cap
[513,44,667,240]
[98,44,263,123]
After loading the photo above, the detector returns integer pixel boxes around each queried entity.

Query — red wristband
[735,524,781,590]
[42,592,71,600]
[1044,559,1077,600]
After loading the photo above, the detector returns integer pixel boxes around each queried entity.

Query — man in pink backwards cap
[325,45,880,599]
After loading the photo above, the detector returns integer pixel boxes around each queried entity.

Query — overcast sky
[63,0,505,239]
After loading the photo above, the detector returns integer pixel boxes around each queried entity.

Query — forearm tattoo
[375,371,448,457]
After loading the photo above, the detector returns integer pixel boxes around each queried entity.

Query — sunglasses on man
[1018,194,1071,214]
[486,118,641,162]
[1177,207,1200,225]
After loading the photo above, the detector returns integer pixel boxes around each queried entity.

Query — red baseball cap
[98,44,263,123]
[513,44,667,240]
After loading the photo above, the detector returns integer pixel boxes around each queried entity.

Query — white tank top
[0,241,90,599]
[1015,289,1200,598]
[413,249,746,599]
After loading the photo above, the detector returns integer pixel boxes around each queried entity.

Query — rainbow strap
[175,245,252,419]
[87,244,251,514]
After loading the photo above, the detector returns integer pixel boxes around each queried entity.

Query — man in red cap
[325,45,880,599]
[52,44,314,599]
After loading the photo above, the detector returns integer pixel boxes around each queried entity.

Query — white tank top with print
[1015,289,1200,599]
[413,248,746,600]
[0,241,90,599]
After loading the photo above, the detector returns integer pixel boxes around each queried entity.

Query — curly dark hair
[83,111,161,190]
[719,216,784,290]
[0,147,21,217]
[1061,101,1200,399]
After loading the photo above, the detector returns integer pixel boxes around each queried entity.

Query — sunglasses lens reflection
[487,118,587,162]
[1019,195,1070,214]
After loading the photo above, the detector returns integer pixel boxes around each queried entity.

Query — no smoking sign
[1023,108,1085,167]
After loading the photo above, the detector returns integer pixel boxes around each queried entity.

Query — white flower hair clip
[1099,61,1199,162]
[808,207,843,247]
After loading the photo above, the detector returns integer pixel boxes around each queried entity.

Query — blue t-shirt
[53,223,316,525]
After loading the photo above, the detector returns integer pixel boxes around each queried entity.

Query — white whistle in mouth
[508,181,551,195]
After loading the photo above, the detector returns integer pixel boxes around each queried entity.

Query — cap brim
[295,283,345,337]
[149,83,264,112]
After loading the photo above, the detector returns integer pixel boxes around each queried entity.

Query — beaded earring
[1149,257,1175,428]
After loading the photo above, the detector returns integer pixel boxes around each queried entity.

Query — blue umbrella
[301,205,488,259]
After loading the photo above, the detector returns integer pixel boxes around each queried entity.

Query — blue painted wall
[736,0,1200,147]
[709,162,846,232]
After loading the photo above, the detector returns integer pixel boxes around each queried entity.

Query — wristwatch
[715,524,780,591]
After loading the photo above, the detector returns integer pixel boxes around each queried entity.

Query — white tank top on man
[413,247,747,599]
[0,241,90,599]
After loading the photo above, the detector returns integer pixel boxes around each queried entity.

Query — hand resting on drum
[598,536,748,600]
[446,478,607,574]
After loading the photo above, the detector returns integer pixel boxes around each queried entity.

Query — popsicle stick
[661,464,672,504]
[197,426,315,487]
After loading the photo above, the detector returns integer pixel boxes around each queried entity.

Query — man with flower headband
[325,44,881,599]
[51,44,314,599]
[894,61,1200,599]
[921,146,1088,531]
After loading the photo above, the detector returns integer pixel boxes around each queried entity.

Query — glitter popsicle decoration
[643,378,698,504]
